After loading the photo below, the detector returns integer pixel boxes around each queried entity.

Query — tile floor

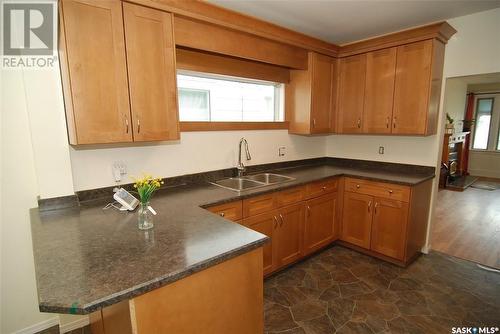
[264,246,500,334]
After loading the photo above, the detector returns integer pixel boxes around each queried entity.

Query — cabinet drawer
[305,178,338,199]
[207,201,242,221]
[243,193,277,218]
[276,186,305,207]
[345,178,410,203]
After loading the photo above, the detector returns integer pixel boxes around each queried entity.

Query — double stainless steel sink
[212,173,295,192]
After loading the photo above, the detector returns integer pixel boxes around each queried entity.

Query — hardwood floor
[431,185,500,269]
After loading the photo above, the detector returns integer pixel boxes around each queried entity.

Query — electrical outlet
[278,146,286,157]
[112,161,127,182]
[378,146,385,154]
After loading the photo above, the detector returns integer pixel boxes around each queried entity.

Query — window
[472,98,494,149]
[177,72,284,123]
[471,96,500,151]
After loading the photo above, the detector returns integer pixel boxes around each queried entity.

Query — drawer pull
[279,214,284,226]
[219,212,225,217]
[356,184,360,189]
[307,205,311,217]
[374,202,378,214]
[388,190,393,194]
[368,201,372,212]
[322,186,327,190]
[273,216,278,228]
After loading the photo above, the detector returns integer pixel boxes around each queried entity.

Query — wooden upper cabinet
[288,52,335,135]
[310,53,335,133]
[392,40,435,135]
[59,0,132,144]
[370,198,409,260]
[123,3,180,141]
[337,54,366,133]
[363,48,397,134]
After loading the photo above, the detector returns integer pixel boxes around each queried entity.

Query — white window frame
[471,94,500,153]
[177,70,285,123]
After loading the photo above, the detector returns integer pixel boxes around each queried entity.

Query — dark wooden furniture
[439,132,470,189]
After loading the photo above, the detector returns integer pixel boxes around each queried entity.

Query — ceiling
[208,0,500,45]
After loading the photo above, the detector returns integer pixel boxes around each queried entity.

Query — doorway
[432,73,500,269]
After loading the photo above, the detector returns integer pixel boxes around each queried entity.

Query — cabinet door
[303,193,337,255]
[341,192,373,249]
[363,48,397,134]
[123,3,180,141]
[243,212,276,275]
[60,0,132,144]
[371,198,409,260]
[392,40,433,135]
[337,54,366,133]
[310,53,334,133]
[275,204,304,268]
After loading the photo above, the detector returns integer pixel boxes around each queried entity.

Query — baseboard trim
[59,316,90,333]
[13,317,59,334]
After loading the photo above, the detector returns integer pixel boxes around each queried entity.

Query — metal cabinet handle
[273,216,278,228]
[368,201,372,212]
[279,214,284,226]
[307,205,311,217]
[322,186,327,190]
[125,118,129,133]
[388,190,393,194]
[374,202,378,214]
[313,118,316,127]
[137,118,141,133]
[356,184,360,189]
[219,212,225,217]
[357,118,361,128]
[386,117,390,129]
[393,117,397,129]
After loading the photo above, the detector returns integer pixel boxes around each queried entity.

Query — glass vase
[138,202,154,230]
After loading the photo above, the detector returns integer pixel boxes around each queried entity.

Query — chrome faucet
[237,138,252,177]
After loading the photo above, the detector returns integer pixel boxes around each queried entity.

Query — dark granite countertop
[30,162,434,315]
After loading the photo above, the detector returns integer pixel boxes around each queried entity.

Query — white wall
[469,151,500,178]
[70,131,326,191]
[1,70,59,333]
[327,135,438,166]
[443,78,467,132]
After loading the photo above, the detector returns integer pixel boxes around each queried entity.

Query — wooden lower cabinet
[244,212,276,275]
[370,198,408,260]
[340,177,429,264]
[243,203,304,275]
[303,193,338,255]
[275,203,304,268]
[341,192,373,249]
[90,248,263,334]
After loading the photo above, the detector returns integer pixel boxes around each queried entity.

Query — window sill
[180,121,289,132]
